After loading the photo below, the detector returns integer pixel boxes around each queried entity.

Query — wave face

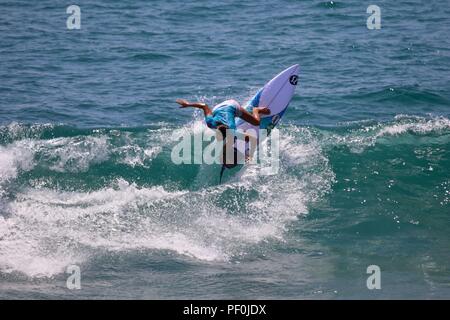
[0,121,333,277]
[0,115,449,298]
[1,0,450,299]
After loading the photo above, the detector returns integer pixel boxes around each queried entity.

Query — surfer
[176,98,270,165]
[176,98,270,130]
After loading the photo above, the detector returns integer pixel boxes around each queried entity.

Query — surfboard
[219,64,300,181]
[235,64,299,150]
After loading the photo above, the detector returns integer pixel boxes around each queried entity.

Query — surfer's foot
[256,107,271,115]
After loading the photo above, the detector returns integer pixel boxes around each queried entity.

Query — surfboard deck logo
[289,75,299,85]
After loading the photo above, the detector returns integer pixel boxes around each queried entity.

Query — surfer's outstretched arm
[237,106,271,126]
[176,99,212,117]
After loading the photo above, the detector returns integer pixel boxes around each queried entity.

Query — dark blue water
[1,0,449,299]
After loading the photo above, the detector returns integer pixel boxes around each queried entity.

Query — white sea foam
[0,143,35,182]
[0,122,54,142]
[46,136,110,172]
[0,126,173,176]
[0,122,335,277]
[323,115,450,153]
[115,145,162,167]
[3,114,445,278]
[376,115,450,137]
[0,142,35,199]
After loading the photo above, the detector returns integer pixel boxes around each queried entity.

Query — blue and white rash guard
[205,100,242,130]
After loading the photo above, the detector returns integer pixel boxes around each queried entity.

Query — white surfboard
[219,65,299,179]
[236,65,299,154]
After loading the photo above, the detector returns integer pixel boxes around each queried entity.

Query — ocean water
[0,0,449,299]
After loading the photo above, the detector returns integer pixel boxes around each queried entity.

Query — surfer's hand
[176,99,190,108]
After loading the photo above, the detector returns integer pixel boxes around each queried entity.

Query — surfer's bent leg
[237,106,270,126]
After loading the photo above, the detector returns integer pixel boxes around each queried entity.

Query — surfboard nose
[279,64,299,77]
[288,64,299,72]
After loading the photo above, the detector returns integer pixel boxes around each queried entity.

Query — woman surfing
[176,98,270,167]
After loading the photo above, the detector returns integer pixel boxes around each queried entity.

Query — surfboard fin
[219,146,239,183]
[219,165,226,183]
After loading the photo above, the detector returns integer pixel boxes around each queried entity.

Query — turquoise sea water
[1,0,449,299]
